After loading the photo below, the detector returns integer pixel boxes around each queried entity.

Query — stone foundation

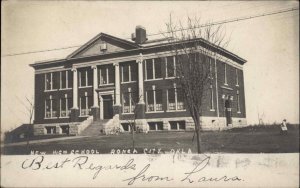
[33,122,80,136]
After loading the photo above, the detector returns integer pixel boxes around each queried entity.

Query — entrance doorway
[102,95,113,119]
[225,99,232,126]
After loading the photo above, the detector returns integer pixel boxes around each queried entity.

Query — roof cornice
[30,36,246,69]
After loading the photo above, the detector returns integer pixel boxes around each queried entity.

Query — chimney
[134,25,147,44]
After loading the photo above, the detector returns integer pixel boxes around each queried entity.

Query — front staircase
[80,119,109,136]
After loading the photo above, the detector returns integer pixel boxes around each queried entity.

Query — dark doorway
[225,99,232,126]
[103,95,113,119]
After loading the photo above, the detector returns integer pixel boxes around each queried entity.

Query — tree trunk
[132,124,135,150]
[195,116,201,153]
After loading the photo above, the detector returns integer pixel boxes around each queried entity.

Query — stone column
[113,62,121,116]
[91,65,100,120]
[137,53,145,104]
[135,53,147,132]
[70,68,79,122]
[99,95,104,120]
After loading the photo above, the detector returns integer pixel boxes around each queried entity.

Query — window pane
[61,99,66,117]
[123,92,130,113]
[88,69,93,86]
[148,122,156,130]
[61,71,66,89]
[53,72,59,89]
[67,98,72,116]
[52,99,57,117]
[61,99,66,111]
[157,122,163,130]
[108,65,115,84]
[147,90,154,111]
[167,56,175,77]
[100,67,107,85]
[177,89,185,110]
[68,70,73,88]
[45,73,51,90]
[168,88,175,110]
[123,65,129,82]
[80,71,86,86]
[156,89,162,111]
[45,99,51,118]
[146,59,153,80]
[154,58,162,78]
[88,96,93,109]
[170,122,178,130]
[131,64,137,81]
[81,97,86,109]
[178,121,186,130]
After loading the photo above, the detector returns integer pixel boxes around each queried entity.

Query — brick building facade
[30,26,247,135]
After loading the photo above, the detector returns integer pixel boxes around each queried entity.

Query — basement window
[148,122,163,131]
[170,121,186,130]
[45,126,56,134]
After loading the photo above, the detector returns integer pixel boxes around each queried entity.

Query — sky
[1,1,299,132]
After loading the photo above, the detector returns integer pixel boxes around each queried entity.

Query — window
[167,88,185,111]
[45,72,59,90]
[236,68,239,86]
[237,90,241,113]
[79,68,93,87]
[60,125,70,134]
[60,70,72,89]
[170,121,186,130]
[145,58,162,80]
[122,88,136,113]
[148,122,163,131]
[121,63,137,83]
[46,126,56,134]
[210,84,214,110]
[146,86,163,112]
[45,95,57,118]
[80,92,92,116]
[60,94,72,117]
[166,56,176,78]
[99,65,115,85]
[224,63,228,85]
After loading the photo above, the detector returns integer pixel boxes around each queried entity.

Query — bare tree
[123,87,144,150]
[164,15,230,153]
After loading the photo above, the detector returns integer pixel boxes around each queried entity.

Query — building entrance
[102,95,113,119]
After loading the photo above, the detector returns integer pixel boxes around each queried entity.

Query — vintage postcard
[1,1,299,187]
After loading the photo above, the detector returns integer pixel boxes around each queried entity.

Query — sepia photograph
[1,1,299,187]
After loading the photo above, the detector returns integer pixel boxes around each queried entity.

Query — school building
[30,26,247,136]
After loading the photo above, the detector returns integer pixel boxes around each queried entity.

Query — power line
[2,45,81,57]
[146,7,299,37]
[2,7,298,58]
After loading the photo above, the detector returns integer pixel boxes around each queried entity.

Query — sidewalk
[1,135,89,147]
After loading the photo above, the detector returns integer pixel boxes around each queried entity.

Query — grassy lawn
[2,124,299,155]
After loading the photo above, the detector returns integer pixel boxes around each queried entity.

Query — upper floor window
[146,86,163,112]
[224,63,228,85]
[79,68,93,87]
[99,65,115,85]
[236,68,239,86]
[80,92,92,116]
[60,70,73,89]
[167,87,185,111]
[166,56,176,78]
[45,95,57,118]
[121,62,137,83]
[145,58,162,80]
[45,72,59,90]
[60,94,72,117]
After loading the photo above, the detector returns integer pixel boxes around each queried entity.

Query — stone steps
[80,119,109,136]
